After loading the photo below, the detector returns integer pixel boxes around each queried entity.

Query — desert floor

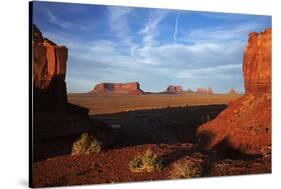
[32,93,271,187]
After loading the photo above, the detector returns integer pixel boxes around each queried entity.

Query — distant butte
[196,87,214,94]
[165,85,184,93]
[89,82,144,95]
[227,88,238,95]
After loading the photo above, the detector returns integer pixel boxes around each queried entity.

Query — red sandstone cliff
[197,28,272,155]
[32,25,93,142]
[243,29,272,94]
[89,82,144,95]
[33,24,68,111]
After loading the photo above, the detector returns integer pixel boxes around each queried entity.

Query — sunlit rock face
[89,82,144,95]
[32,24,68,111]
[32,25,92,143]
[243,28,272,94]
[197,28,272,155]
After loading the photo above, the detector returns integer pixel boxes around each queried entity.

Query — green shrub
[71,133,102,155]
[129,149,162,173]
[169,159,202,179]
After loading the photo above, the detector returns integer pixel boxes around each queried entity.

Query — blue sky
[33,2,271,93]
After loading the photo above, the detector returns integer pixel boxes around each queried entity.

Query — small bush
[129,149,162,173]
[71,133,102,155]
[169,159,202,179]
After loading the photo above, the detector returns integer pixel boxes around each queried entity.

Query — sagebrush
[72,133,102,155]
[129,149,162,172]
[169,159,203,179]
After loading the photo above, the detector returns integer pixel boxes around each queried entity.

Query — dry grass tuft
[129,149,162,173]
[72,133,102,155]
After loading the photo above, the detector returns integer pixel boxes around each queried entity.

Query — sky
[32,2,271,93]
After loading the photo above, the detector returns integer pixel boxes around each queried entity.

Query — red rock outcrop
[32,24,94,142]
[227,88,238,95]
[243,28,272,94]
[89,82,144,95]
[165,85,184,93]
[33,24,68,111]
[196,87,214,94]
[197,28,272,155]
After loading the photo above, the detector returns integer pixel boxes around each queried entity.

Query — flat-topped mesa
[90,82,144,95]
[243,28,272,94]
[165,85,184,93]
[33,24,68,111]
[196,87,214,94]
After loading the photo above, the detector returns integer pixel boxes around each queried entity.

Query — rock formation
[197,28,272,155]
[32,24,93,142]
[165,85,184,93]
[227,88,238,95]
[89,82,144,95]
[196,87,214,95]
[33,24,68,111]
[243,29,272,94]
[186,88,195,93]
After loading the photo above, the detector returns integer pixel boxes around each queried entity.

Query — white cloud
[46,9,73,30]
[106,6,134,47]
[139,9,169,47]
[173,13,180,45]
[134,41,244,67]
[177,64,242,79]
[179,22,261,43]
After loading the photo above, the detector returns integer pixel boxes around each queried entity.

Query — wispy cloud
[179,22,261,44]
[173,13,180,45]
[177,64,242,79]
[34,3,271,93]
[106,6,134,47]
[46,9,74,30]
[139,9,169,47]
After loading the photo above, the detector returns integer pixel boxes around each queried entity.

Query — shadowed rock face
[165,85,184,93]
[243,28,272,94]
[33,24,68,111]
[197,28,272,155]
[32,25,93,142]
[90,82,144,95]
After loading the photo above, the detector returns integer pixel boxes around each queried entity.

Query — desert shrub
[129,149,162,173]
[71,133,102,155]
[169,159,203,179]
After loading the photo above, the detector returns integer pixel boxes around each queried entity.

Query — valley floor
[32,94,271,187]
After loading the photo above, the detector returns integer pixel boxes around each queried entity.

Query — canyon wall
[197,28,272,155]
